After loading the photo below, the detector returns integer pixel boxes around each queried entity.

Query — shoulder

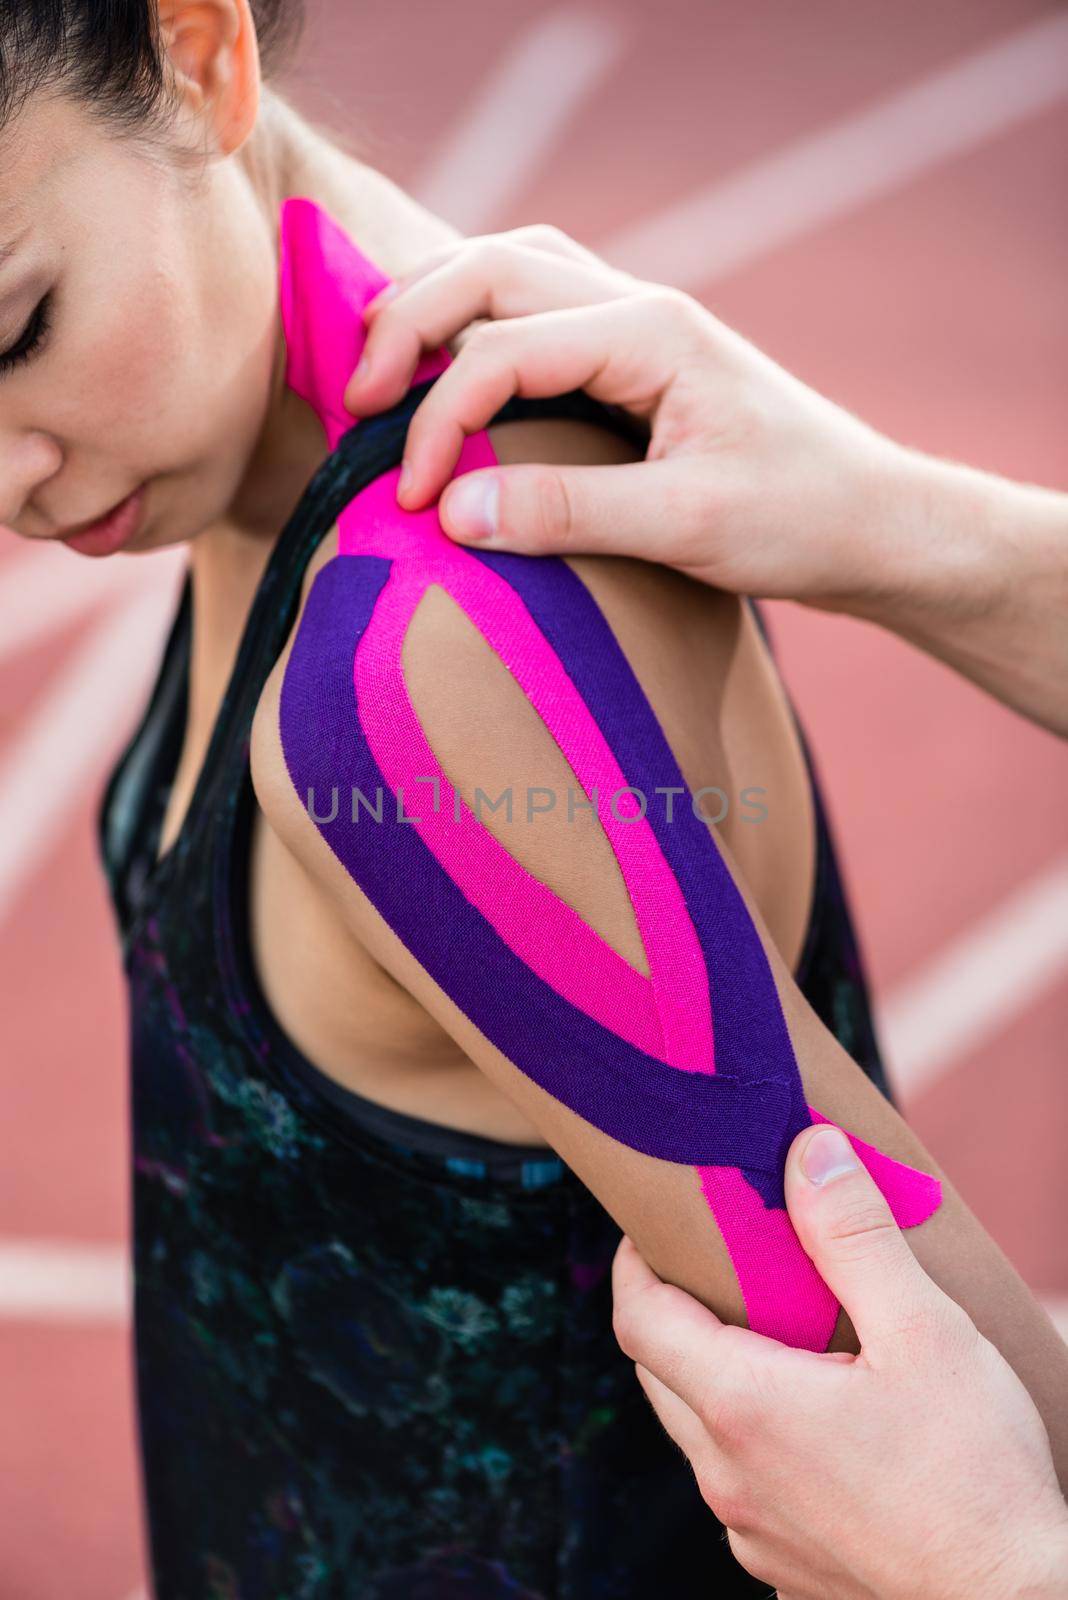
[251,411,816,976]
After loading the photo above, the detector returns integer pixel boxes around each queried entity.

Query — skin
[2,5,1065,1592]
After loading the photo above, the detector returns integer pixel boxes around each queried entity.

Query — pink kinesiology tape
[276,197,943,1352]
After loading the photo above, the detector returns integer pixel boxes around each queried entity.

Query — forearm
[825,443,1068,736]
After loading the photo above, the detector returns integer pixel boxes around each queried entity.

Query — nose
[0,430,63,529]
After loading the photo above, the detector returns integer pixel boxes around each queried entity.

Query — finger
[398,293,696,505]
[611,1233,817,1433]
[633,1360,718,1469]
[352,231,587,359]
[611,1231,732,1414]
[345,238,634,417]
[611,1231,662,1296]
[362,222,615,324]
[363,226,631,328]
[439,457,717,569]
[497,220,633,270]
[632,1358,752,1538]
[723,1529,782,1593]
[784,1123,948,1356]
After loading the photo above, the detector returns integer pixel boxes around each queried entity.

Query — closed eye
[0,292,52,376]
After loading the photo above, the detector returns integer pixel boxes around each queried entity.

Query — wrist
[811,438,1068,731]
[794,424,978,621]
[832,441,1007,631]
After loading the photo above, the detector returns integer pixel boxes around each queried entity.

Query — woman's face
[0,89,282,556]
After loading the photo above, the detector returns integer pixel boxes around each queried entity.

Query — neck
[197,95,352,545]
[183,92,460,717]
[184,94,370,715]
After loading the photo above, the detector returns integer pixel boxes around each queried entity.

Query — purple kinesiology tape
[276,197,942,1351]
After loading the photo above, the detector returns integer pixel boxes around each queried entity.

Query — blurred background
[1,1,1066,1594]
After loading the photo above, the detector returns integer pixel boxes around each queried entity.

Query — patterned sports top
[97,202,900,1599]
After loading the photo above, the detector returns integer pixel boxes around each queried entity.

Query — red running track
[1,4,1066,1595]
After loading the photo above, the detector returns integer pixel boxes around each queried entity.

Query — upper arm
[259,414,954,1356]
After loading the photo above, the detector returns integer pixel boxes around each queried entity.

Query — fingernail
[398,460,413,500]
[802,1126,859,1186]
[445,475,499,541]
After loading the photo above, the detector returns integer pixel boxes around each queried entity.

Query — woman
[2,3,1064,1597]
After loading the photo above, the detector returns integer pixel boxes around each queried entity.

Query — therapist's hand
[345,226,1068,737]
[611,1122,1068,1600]
[347,224,892,605]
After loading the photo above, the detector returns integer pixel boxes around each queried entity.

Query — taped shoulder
[254,438,943,1355]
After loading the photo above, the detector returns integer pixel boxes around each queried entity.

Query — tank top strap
[95,568,192,942]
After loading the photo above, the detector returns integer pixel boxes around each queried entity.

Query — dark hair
[0,1,303,131]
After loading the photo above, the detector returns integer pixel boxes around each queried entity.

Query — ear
[157,0,261,156]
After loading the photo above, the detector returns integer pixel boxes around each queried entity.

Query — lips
[58,485,146,556]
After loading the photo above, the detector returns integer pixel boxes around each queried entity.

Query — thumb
[785,1123,944,1355]
[438,457,708,565]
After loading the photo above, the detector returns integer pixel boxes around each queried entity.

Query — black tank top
[97,380,894,1600]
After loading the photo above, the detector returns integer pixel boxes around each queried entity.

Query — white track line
[879,855,1068,1102]
[597,11,1068,289]
[0,1240,129,1322]
[0,584,180,926]
[1044,1300,1068,1343]
[412,7,627,234]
